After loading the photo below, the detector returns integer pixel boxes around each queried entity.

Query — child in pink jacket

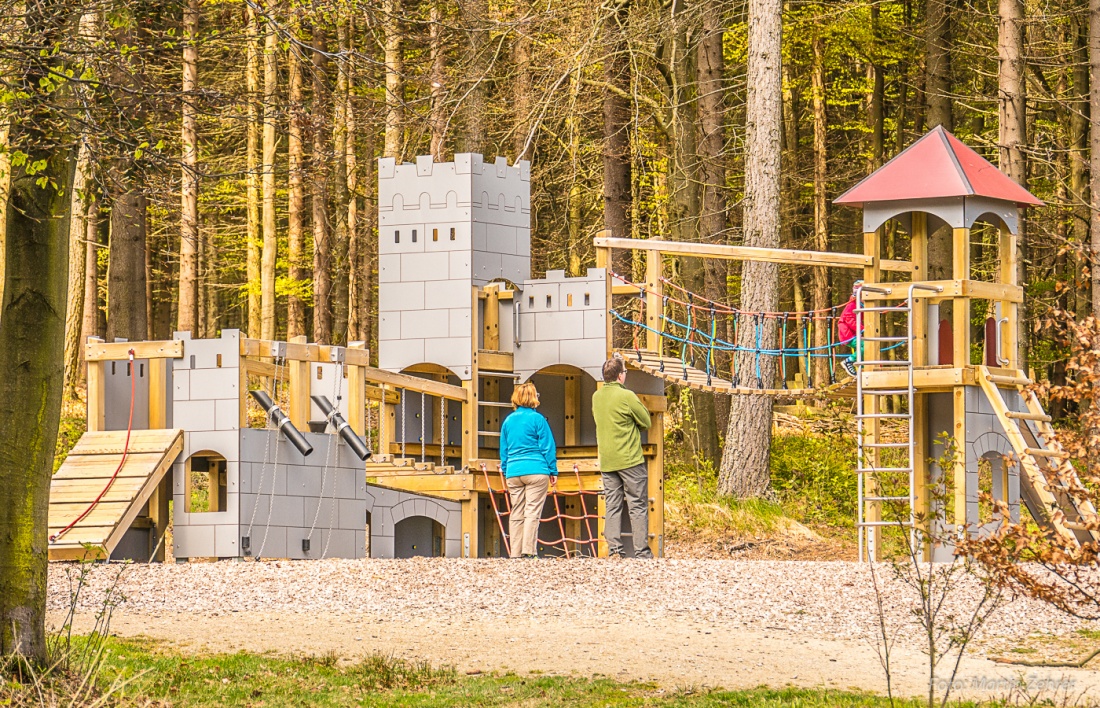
[837,280,863,377]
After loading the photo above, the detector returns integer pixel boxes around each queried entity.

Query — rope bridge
[610,272,906,399]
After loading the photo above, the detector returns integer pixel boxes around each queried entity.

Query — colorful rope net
[609,272,908,390]
[478,463,601,557]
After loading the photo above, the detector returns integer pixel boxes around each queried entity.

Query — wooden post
[148,358,167,429]
[287,335,311,429]
[596,246,613,357]
[912,391,931,561]
[483,284,500,350]
[597,493,608,558]
[462,492,480,557]
[998,224,1019,371]
[86,362,106,432]
[953,386,968,537]
[910,212,929,368]
[863,229,882,559]
[952,227,971,367]
[347,342,367,436]
[148,474,171,562]
[463,285,480,466]
[383,392,396,459]
[645,250,662,354]
[564,374,580,446]
[648,409,665,557]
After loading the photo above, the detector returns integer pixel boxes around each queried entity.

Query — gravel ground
[48,558,1088,646]
[47,559,1100,702]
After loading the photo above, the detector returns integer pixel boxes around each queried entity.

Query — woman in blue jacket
[499,382,557,558]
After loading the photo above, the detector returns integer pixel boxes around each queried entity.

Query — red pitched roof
[834,126,1043,207]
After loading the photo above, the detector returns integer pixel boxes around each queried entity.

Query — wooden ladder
[976,366,1099,547]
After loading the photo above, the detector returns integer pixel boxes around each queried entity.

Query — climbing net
[609,272,908,390]
[478,463,601,557]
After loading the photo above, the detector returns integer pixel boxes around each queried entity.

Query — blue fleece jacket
[499,406,557,478]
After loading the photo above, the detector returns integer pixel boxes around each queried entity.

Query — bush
[770,431,856,526]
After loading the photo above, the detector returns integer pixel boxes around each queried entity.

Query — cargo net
[478,463,601,557]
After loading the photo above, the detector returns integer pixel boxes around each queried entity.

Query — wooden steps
[48,428,183,561]
[618,348,855,399]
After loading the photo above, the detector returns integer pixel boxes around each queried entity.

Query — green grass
[16,637,991,707]
[770,431,856,527]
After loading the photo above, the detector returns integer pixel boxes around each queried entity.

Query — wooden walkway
[48,428,183,561]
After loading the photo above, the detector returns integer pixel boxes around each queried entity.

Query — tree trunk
[869,4,884,170]
[0,1,76,660]
[331,18,350,344]
[459,0,488,153]
[1090,0,1100,316]
[106,175,148,342]
[429,0,445,160]
[513,0,531,158]
[63,140,91,398]
[998,0,1027,367]
[311,25,332,344]
[178,0,200,335]
[287,16,307,339]
[811,16,829,387]
[246,5,261,337]
[385,0,405,160]
[80,197,99,374]
[698,1,728,467]
[602,0,631,253]
[925,0,953,131]
[718,0,781,498]
[260,18,278,341]
[1070,18,1089,320]
[347,17,363,344]
[0,113,8,322]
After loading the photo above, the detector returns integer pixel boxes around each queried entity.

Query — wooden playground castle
[46,127,1098,563]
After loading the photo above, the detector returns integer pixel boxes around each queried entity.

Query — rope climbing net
[609,272,909,391]
[478,463,601,557]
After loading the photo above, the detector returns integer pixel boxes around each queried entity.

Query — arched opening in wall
[394,515,444,558]
[185,451,227,513]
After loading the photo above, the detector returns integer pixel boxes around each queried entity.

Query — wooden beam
[85,339,184,362]
[476,350,513,373]
[462,493,480,557]
[564,374,580,446]
[999,225,1019,371]
[636,394,667,413]
[863,229,882,560]
[911,213,929,368]
[596,236,874,270]
[483,285,500,350]
[148,358,167,430]
[859,279,1023,303]
[361,366,469,403]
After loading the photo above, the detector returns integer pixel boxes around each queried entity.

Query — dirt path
[49,559,1100,703]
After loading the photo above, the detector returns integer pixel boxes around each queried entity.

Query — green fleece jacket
[592,382,651,472]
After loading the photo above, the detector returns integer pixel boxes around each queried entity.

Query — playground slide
[48,428,183,561]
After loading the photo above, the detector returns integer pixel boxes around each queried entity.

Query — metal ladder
[855,282,941,561]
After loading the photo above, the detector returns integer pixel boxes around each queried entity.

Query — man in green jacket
[592,356,653,558]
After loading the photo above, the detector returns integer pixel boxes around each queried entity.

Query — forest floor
[49,558,1100,704]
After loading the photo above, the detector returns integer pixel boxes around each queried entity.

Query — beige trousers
[506,474,551,557]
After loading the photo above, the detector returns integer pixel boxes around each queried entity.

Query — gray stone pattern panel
[239,429,368,560]
[102,353,153,431]
[365,485,462,558]
[515,268,607,382]
[377,154,530,381]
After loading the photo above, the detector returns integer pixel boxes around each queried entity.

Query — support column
[953,386,968,538]
[462,491,480,557]
[952,227,971,367]
[862,229,882,560]
[998,224,1019,371]
[645,250,662,354]
[564,374,580,446]
[287,335,311,429]
[597,246,613,357]
[86,338,106,432]
[347,342,367,436]
[648,409,665,558]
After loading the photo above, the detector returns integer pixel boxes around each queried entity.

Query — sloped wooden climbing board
[48,428,183,561]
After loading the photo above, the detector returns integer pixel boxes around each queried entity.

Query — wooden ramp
[976,367,1100,548]
[48,428,183,561]
[618,348,855,400]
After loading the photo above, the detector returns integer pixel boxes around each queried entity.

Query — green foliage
[53,409,86,473]
[665,457,788,540]
[770,432,856,527]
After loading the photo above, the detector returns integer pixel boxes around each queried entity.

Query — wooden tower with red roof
[835,126,1098,561]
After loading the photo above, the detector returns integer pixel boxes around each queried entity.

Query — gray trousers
[602,463,653,558]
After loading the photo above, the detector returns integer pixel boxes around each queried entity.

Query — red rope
[51,349,137,544]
